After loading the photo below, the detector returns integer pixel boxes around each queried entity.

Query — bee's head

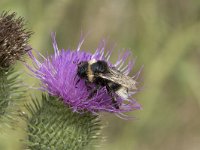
[77,61,88,79]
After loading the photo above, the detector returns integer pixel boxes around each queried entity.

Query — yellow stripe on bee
[88,65,94,82]
[87,59,97,82]
[88,59,97,64]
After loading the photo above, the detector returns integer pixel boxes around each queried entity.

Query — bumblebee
[76,59,137,109]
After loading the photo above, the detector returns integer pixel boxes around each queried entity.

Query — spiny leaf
[0,67,26,128]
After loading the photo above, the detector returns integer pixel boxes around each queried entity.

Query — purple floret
[28,33,142,118]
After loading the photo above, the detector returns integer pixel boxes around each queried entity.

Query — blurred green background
[1,0,200,150]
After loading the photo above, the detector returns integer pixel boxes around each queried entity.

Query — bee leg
[85,80,92,91]
[106,86,119,109]
[87,85,101,99]
[111,94,119,109]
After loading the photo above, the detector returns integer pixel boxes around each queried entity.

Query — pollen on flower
[0,11,32,68]
[28,33,142,118]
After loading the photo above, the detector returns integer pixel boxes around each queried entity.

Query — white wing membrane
[99,67,137,90]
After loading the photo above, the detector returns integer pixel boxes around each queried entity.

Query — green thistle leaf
[0,67,25,127]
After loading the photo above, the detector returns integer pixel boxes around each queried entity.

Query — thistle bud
[0,11,32,68]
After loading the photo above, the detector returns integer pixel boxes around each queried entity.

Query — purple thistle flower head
[28,33,142,118]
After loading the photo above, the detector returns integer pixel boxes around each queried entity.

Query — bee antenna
[75,78,80,88]
[73,73,80,88]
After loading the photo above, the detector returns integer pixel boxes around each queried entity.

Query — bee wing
[99,67,137,90]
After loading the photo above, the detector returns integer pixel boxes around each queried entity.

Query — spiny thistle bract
[28,33,141,118]
[25,95,101,150]
[0,11,32,127]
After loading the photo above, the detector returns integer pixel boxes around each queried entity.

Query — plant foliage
[0,67,25,127]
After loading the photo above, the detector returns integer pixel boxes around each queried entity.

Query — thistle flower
[0,11,32,68]
[28,34,141,118]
